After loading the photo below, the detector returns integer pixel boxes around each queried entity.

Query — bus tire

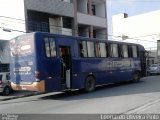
[84,76,95,92]
[131,72,140,83]
[3,86,11,96]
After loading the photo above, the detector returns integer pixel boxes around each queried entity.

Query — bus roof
[12,32,145,49]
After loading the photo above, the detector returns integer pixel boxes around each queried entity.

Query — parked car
[0,72,12,96]
[147,64,160,75]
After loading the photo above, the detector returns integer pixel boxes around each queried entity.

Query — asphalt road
[0,76,160,114]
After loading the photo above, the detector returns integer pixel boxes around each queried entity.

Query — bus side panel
[47,59,61,92]
[109,58,133,82]
[71,58,112,89]
[131,58,142,75]
[35,33,61,92]
[37,59,62,92]
[71,58,139,89]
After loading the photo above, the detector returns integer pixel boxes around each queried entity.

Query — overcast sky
[1,0,160,40]
[107,0,160,36]
[0,0,25,40]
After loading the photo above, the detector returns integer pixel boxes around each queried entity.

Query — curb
[0,92,42,101]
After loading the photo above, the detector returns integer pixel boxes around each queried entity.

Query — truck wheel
[84,76,95,92]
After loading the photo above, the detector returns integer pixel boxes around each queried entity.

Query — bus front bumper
[11,81,45,93]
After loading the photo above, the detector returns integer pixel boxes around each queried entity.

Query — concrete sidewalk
[0,91,40,101]
[135,98,160,114]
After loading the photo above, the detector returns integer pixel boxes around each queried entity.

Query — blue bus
[10,32,146,93]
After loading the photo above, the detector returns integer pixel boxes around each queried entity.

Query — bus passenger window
[106,44,110,57]
[44,37,51,57]
[110,44,118,57]
[95,43,100,57]
[95,43,107,57]
[128,45,133,58]
[137,47,140,57]
[49,38,56,57]
[44,37,56,58]
[79,41,88,57]
[99,43,107,57]
[132,46,138,58]
[87,41,95,57]
[122,45,128,58]
[118,44,123,58]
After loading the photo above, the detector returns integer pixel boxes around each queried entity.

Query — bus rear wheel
[84,76,95,92]
[3,86,11,96]
[131,72,140,83]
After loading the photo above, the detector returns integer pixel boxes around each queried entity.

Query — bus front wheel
[84,76,95,92]
[131,72,140,83]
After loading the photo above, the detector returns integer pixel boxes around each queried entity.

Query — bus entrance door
[59,46,72,89]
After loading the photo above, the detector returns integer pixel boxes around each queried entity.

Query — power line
[0,18,25,24]
[108,34,158,43]
[0,27,157,50]
[0,25,158,44]
[0,15,159,43]
[0,16,24,21]
[126,33,160,39]
[0,26,26,33]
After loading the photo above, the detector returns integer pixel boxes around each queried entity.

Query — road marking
[125,98,160,114]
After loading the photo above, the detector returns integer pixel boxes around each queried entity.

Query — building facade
[0,0,107,40]
[112,11,160,64]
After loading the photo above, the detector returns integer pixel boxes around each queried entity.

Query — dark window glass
[92,4,96,15]
[118,44,123,58]
[128,45,133,58]
[27,10,49,32]
[136,46,139,57]
[93,30,96,38]
[106,44,110,57]
[158,40,160,56]
[0,75,2,80]
[63,17,72,29]
[0,64,9,72]
[6,73,10,80]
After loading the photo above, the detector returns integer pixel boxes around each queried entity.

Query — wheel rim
[85,77,95,92]
[87,80,93,90]
[4,87,10,95]
[134,74,138,80]
[133,73,140,81]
